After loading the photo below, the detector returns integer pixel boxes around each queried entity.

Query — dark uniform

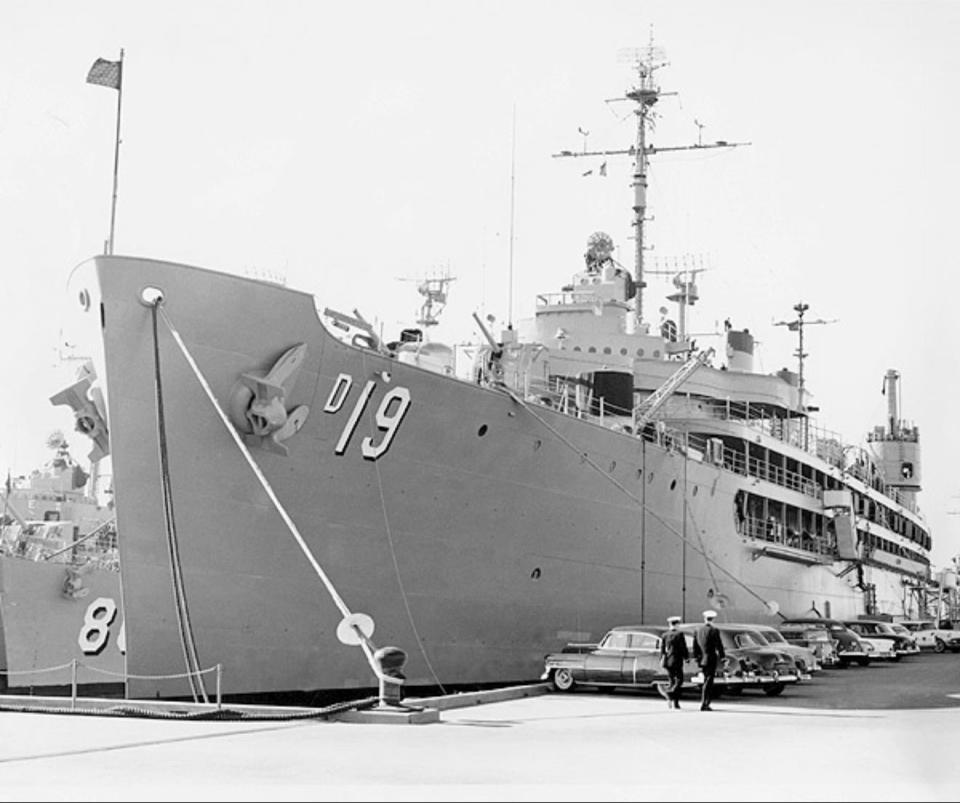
[693,618,725,711]
[659,625,689,708]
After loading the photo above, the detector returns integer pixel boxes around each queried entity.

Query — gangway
[633,347,715,430]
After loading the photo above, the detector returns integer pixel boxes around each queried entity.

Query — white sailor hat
[702,609,718,620]
[667,615,682,624]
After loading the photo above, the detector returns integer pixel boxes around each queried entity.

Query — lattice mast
[553,39,749,327]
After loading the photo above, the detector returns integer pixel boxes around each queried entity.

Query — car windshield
[601,632,630,649]
[732,632,764,649]
[890,625,910,635]
[761,630,787,644]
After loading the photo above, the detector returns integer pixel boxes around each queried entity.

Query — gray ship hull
[0,555,124,692]
[61,254,910,700]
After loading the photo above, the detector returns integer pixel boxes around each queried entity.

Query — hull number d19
[323,373,411,460]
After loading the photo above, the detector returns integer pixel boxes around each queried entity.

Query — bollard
[373,646,407,708]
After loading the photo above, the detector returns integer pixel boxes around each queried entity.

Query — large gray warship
[54,47,933,701]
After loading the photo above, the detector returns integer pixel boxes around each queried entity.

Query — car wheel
[552,667,576,692]
[856,658,871,667]
[934,639,946,654]
[763,682,785,696]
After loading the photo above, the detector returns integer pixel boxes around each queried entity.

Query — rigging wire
[501,387,778,612]
[150,302,207,703]
[360,356,449,694]
[156,306,385,683]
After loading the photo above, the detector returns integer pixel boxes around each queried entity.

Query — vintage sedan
[842,619,920,657]
[725,623,820,677]
[778,623,840,667]
[899,620,960,653]
[541,625,697,693]
[677,623,799,696]
[780,618,874,666]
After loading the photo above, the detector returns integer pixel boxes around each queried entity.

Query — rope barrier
[0,661,76,677]
[75,663,218,681]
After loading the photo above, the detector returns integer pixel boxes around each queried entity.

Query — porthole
[588,346,597,353]
[531,567,542,580]
[636,348,645,357]
[609,460,616,472]
[78,289,91,311]
[603,347,612,355]
[648,472,655,484]
[692,486,699,496]
[653,350,661,358]
[620,348,628,356]
[670,479,677,490]
[573,346,582,352]
[478,424,488,436]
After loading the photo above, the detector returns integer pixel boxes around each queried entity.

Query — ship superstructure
[56,46,932,700]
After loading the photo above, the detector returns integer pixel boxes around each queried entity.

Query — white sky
[2,0,959,566]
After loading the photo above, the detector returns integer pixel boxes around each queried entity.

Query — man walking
[659,615,689,709]
[692,609,725,711]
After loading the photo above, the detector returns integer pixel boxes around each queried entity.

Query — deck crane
[633,347,715,431]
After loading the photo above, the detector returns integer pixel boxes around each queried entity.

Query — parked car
[841,619,920,657]
[779,618,873,667]
[836,621,900,661]
[778,623,840,667]
[677,622,799,696]
[899,620,960,653]
[726,623,820,676]
[541,625,698,693]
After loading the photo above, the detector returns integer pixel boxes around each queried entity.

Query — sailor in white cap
[692,609,725,711]
[658,615,688,709]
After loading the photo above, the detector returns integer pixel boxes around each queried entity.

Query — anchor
[229,343,310,456]
[49,369,110,462]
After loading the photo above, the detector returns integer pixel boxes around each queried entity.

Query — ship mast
[552,41,749,327]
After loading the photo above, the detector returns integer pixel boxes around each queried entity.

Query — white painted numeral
[361,388,412,460]
[334,379,376,455]
[326,374,412,460]
[78,597,118,656]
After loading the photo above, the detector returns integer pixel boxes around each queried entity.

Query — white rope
[157,307,381,676]
[0,661,75,676]
[77,662,218,681]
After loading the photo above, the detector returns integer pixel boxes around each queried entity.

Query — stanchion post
[216,664,222,710]
[71,659,78,711]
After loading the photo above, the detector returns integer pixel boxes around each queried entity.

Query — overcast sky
[2,0,959,566]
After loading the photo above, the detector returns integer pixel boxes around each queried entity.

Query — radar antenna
[774,302,837,447]
[397,271,457,328]
[553,37,750,327]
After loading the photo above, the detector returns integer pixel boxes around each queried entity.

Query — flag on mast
[86,58,122,90]
[86,50,125,255]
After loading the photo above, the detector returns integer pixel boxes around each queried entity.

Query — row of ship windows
[701,432,930,552]
[570,345,663,359]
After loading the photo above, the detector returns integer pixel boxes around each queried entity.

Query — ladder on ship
[633,347,715,431]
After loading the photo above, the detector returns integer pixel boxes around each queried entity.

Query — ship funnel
[725,328,754,372]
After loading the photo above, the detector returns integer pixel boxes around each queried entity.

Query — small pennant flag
[581,169,593,177]
[86,58,122,90]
